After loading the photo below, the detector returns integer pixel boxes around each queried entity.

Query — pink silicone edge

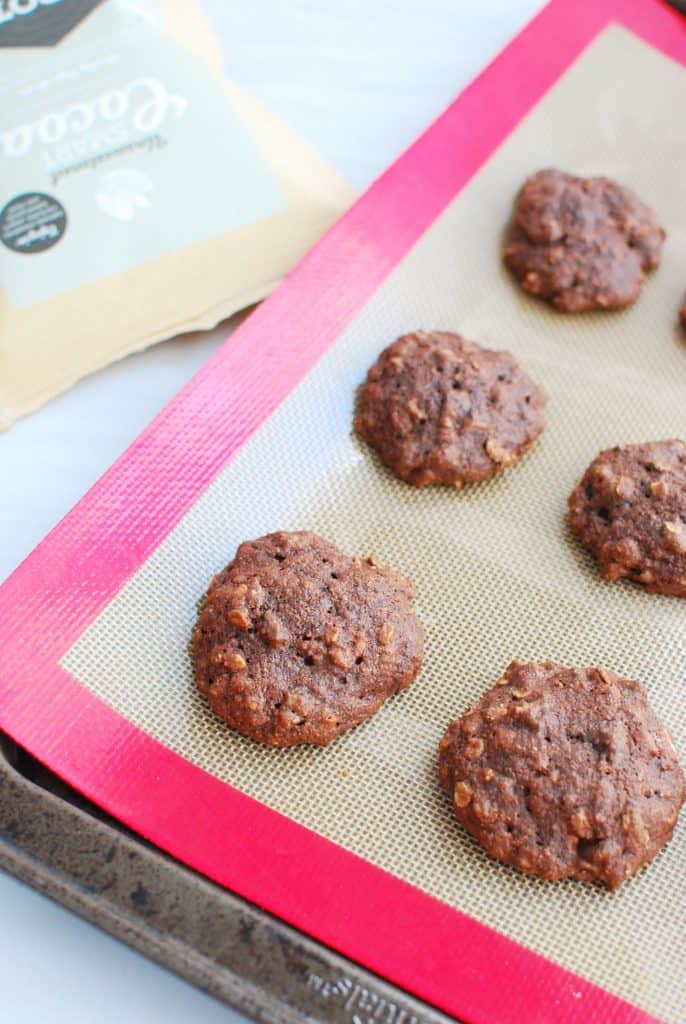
[1,1,683,1021]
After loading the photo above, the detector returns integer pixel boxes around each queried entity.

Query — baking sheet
[0,739,450,1024]
[62,25,686,1024]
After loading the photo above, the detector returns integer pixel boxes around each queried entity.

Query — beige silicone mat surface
[64,26,686,1023]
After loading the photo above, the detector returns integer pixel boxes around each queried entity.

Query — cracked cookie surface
[504,169,664,312]
[568,440,686,598]
[192,530,423,746]
[439,661,685,889]
[354,330,545,487]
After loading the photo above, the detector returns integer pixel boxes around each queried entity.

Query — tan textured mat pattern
[64,27,686,1023]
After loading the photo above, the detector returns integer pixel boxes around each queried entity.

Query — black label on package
[0,0,106,48]
[0,193,67,253]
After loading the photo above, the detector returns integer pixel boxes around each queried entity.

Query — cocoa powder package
[0,0,354,428]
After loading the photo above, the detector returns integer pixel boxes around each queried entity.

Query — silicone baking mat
[1,3,685,1023]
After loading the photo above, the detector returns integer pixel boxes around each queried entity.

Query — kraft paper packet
[0,0,355,429]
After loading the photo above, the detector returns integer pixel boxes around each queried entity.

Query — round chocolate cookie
[439,661,685,890]
[354,330,545,487]
[192,531,424,746]
[568,440,686,598]
[679,293,686,332]
[504,169,665,312]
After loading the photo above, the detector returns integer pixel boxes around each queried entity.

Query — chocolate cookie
[354,331,545,487]
[192,531,424,746]
[504,169,665,312]
[439,661,685,890]
[679,293,686,332]
[568,440,686,598]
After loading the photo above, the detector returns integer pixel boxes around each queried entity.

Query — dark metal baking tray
[0,732,454,1024]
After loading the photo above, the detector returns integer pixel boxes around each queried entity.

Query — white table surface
[0,2,543,1020]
